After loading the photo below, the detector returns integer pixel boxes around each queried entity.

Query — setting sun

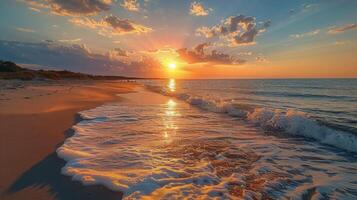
[1,1,357,199]
[167,62,177,70]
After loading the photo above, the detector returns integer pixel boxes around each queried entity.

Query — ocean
[57,79,357,199]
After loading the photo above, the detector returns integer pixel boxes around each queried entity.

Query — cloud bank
[177,43,245,65]
[69,15,152,36]
[0,40,160,77]
[24,0,152,37]
[196,15,271,46]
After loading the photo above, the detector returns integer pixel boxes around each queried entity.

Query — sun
[167,62,177,70]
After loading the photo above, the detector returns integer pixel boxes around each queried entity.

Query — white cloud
[15,27,35,33]
[290,29,320,38]
[28,7,41,12]
[333,40,350,46]
[58,38,82,43]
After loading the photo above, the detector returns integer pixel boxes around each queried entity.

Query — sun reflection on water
[167,99,176,106]
[162,98,179,143]
[164,131,169,138]
[167,78,176,92]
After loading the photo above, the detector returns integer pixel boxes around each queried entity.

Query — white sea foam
[146,85,357,153]
[57,91,357,199]
[57,103,265,199]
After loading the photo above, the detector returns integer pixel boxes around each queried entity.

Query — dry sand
[0,80,137,200]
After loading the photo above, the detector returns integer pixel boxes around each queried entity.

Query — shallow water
[57,83,357,199]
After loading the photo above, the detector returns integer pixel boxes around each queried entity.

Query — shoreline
[0,80,136,200]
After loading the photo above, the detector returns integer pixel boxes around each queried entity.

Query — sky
[0,0,356,78]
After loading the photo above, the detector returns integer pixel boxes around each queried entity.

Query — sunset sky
[0,0,356,78]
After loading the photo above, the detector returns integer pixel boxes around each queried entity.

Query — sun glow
[164,59,181,78]
[167,62,177,70]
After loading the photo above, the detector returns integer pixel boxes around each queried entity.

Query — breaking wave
[146,85,357,153]
[56,86,357,199]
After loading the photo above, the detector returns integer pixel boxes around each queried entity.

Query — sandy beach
[1,0,357,198]
[1,79,357,199]
[0,80,136,200]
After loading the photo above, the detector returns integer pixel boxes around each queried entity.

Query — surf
[146,83,357,153]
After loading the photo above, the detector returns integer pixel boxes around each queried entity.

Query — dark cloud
[177,43,245,65]
[0,40,160,77]
[193,42,211,55]
[24,0,112,16]
[114,48,129,57]
[69,16,152,36]
[106,47,132,61]
[255,56,268,63]
[23,1,152,36]
[196,15,271,46]
[104,15,152,34]
[328,23,357,34]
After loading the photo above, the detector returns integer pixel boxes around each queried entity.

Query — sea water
[57,79,357,199]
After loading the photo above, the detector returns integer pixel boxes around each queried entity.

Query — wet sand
[0,80,136,200]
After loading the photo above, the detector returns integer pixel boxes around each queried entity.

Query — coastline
[0,80,136,200]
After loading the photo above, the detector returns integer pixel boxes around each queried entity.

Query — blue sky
[0,0,356,78]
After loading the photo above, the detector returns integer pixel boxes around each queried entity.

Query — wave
[56,104,269,199]
[146,85,357,153]
[248,90,354,100]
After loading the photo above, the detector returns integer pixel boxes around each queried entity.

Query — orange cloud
[121,0,140,11]
[328,23,357,34]
[190,2,211,16]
